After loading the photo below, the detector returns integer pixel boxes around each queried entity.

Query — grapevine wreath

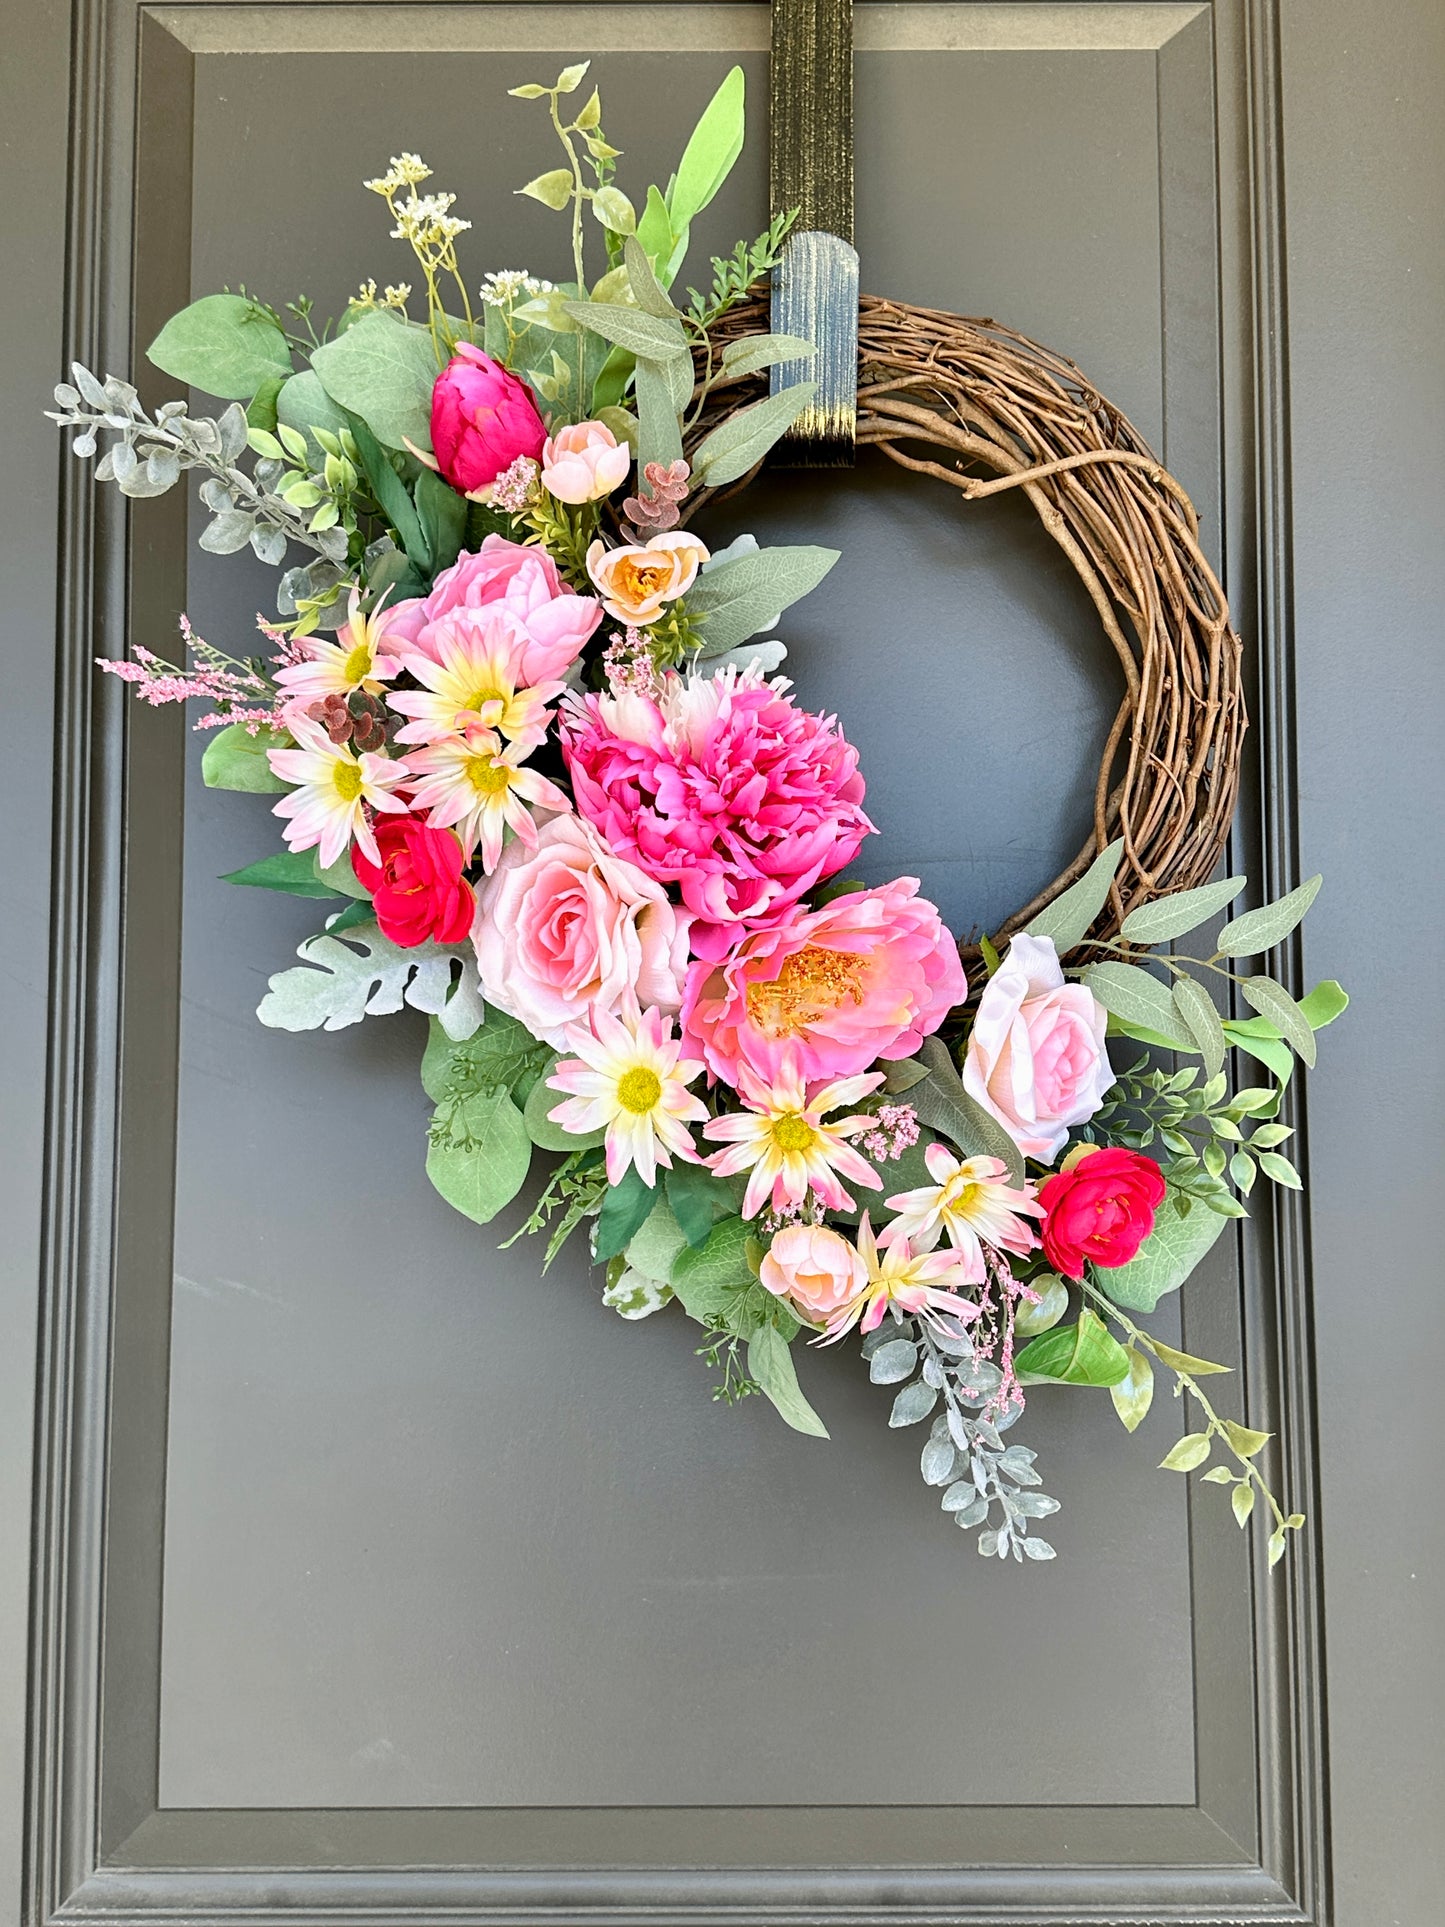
[52,66,1342,1566]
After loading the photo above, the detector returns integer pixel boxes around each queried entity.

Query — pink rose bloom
[961,932,1114,1160]
[682,878,966,1086]
[561,667,875,960]
[758,1223,867,1330]
[472,813,692,1050]
[429,344,546,497]
[387,534,602,689]
[541,420,631,505]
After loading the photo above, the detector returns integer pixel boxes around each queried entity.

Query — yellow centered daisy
[703,1065,884,1220]
[547,1007,708,1188]
[333,762,365,803]
[341,640,374,685]
[464,751,513,795]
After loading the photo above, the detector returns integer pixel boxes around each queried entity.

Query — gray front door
[2,2,1440,1923]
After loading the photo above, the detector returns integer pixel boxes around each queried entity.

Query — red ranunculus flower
[429,344,546,497]
[1038,1145,1167,1278]
[351,814,475,948]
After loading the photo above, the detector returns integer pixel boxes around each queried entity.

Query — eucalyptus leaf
[748,1322,829,1438]
[667,65,746,236]
[633,355,685,471]
[310,311,437,452]
[720,333,818,380]
[426,1089,532,1224]
[1082,961,1196,1050]
[1240,976,1318,1067]
[562,299,690,361]
[1118,874,1247,945]
[1297,979,1349,1028]
[200,723,289,793]
[1024,839,1124,953]
[690,380,817,488]
[906,1036,1026,1184]
[1171,976,1227,1075]
[622,236,679,320]
[1093,1186,1228,1312]
[688,543,839,655]
[147,293,293,400]
[1216,875,1322,956]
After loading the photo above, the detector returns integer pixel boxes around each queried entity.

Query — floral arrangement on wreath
[51,64,1346,1568]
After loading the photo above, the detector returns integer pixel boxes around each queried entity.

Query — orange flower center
[746,945,866,1038]
[618,559,666,597]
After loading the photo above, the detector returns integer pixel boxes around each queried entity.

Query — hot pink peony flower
[472,813,692,1050]
[681,878,966,1086]
[387,534,602,689]
[560,667,875,960]
[429,344,546,497]
[961,932,1114,1159]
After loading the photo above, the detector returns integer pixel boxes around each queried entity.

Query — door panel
[18,0,1419,1921]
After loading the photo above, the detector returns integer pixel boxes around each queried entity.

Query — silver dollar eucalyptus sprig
[48,363,349,570]
[863,1318,1061,1561]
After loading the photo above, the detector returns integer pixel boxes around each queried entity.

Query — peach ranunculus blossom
[758,1223,867,1330]
[961,932,1115,1160]
[540,420,632,505]
[472,811,692,1050]
[586,532,708,625]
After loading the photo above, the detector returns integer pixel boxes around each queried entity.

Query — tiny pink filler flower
[882,1144,1043,1284]
[703,1066,883,1220]
[547,1006,708,1187]
[266,714,411,868]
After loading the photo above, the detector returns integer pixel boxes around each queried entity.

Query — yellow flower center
[771,1113,815,1154]
[341,641,373,684]
[333,762,364,802]
[463,683,508,714]
[746,946,867,1039]
[941,1176,983,1219]
[463,753,511,795]
[617,1067,662,1115]
[619,559,666,597]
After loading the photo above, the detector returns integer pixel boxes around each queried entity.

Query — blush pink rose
[541,420,631,505]
[758,1223,867,1329]
[961,932,1114,1160]
[681,878,966,1086]
[561,667,875,961]
[429,344,546,496]
[471,813,692,1049]
[387,534,603,689]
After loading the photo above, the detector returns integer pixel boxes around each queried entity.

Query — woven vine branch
[690,292,1247,960]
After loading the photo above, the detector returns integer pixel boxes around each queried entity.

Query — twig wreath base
[695,293,1248,960]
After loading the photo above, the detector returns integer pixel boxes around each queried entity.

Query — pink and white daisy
[814,1213,982,1345]
[266,713,411,868]
[403,727,569,872]
[547,1005,708,1188]
[881,1143,1043,1283]
[273,586,406,705]
[703,1065,884,1220]
[387,608,563,748]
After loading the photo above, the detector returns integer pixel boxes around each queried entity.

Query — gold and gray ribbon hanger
[770,0,858,465]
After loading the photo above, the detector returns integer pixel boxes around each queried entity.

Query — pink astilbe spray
[968,1250,1043,1422]
[97,613,295,733]
[860,1103,921,1163]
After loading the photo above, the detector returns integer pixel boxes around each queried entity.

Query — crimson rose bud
[1038,1145,1167,1278]
[429,343,546,496]
[351,814,475,948]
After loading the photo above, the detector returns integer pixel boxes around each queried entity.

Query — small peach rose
[758,1223,867,1329]
[540,420,632,506]
[586,533,708,625]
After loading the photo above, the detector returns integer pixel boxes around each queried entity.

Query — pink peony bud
[430,344,546,498]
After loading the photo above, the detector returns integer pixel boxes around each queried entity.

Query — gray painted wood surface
[1,1,1439,1922]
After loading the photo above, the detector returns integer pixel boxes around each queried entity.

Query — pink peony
[560,667,874,960]
[758,1223,867,1329]
[472,813,692,1050]
[541,420,632,505]
[386,534,602,690]
[682,878,966,1086]
[961,933,1114,1160]
[429,344,546,497]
